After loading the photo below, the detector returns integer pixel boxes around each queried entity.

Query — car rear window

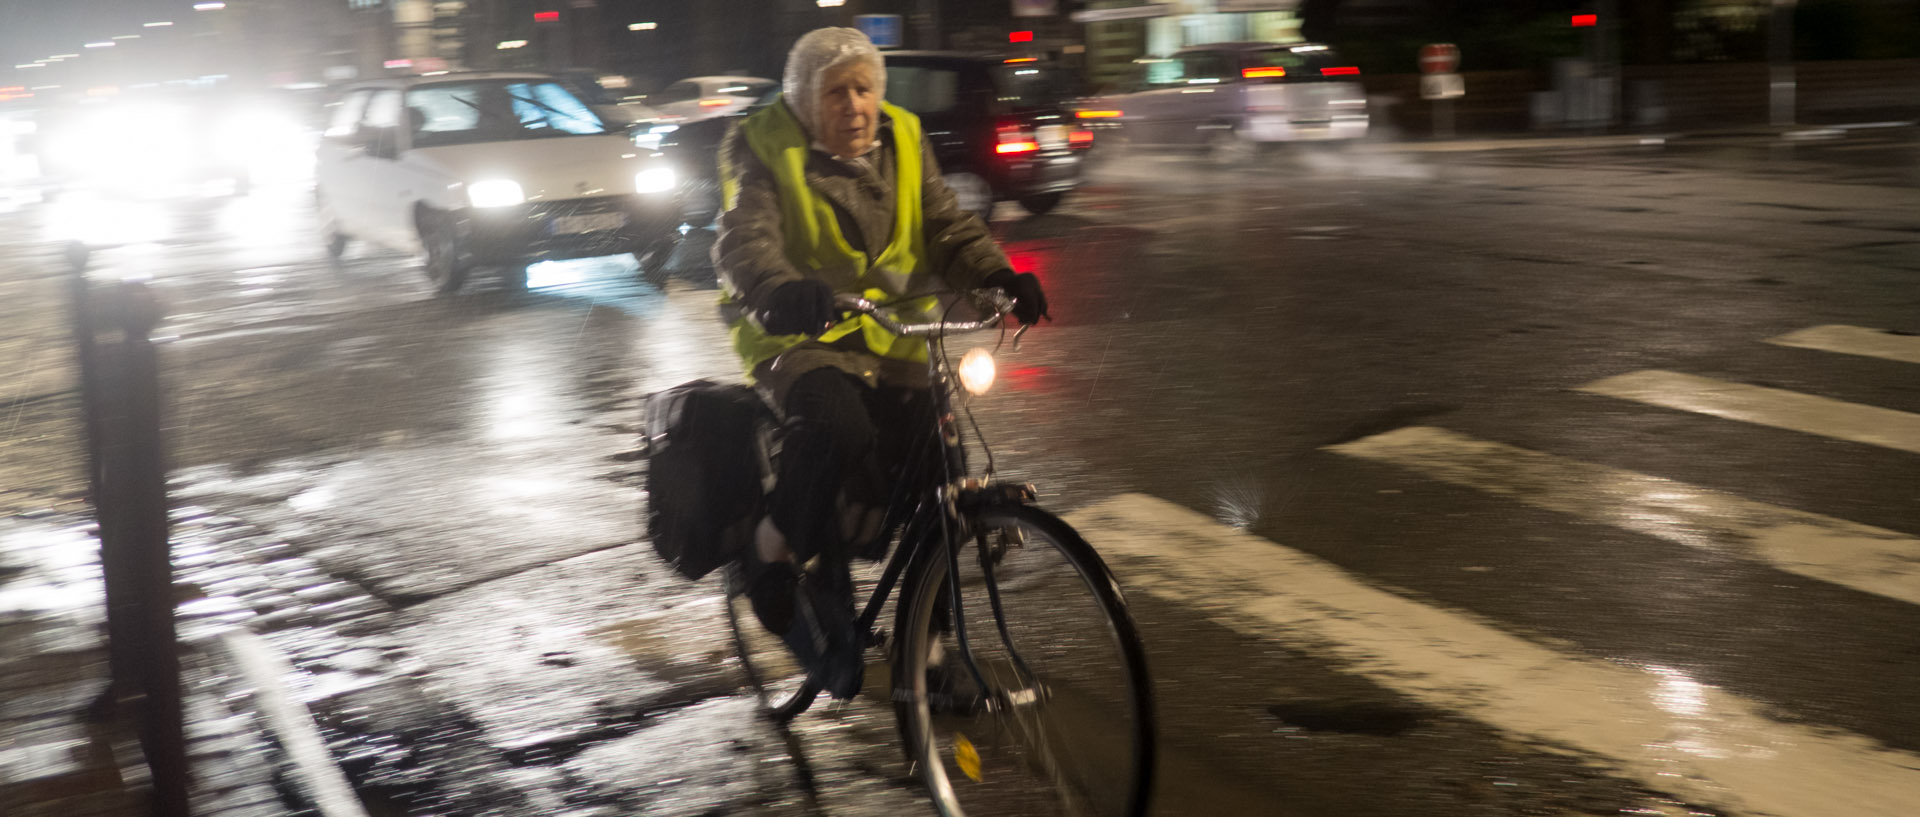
[994,64,1079,109]
[715,80,775,99]
[1242,46,1360,82]
[885,65,964,115]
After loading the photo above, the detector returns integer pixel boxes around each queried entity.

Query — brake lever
[1012,323,1032,353]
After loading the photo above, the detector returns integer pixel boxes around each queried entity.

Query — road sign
[854,14,903,48]
[1420,73,1465,100]
[1419,43,1459,75]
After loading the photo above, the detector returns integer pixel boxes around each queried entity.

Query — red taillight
[1320,66,1360,76]
[1076,109,1122,119]
[533,10,559,22]
[1068,130,1094,147]
[1572,14,1597,27]
[996,120,1038,155]
[698,98,730,107]
[1243,67,1286,79]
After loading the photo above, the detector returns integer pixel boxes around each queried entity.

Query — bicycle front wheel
[894,503,1155,817]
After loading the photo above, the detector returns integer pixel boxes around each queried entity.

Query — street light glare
[497,40,529,50]
[193,2,227,10]
[145,21,174,27]
[817,0,846,6]
[113,35,141,40]
[628,22,658,31]
[85,42,116,49]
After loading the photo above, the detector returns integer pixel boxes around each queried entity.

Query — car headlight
[635,166,676,194]
[468,179,525,208]
[958,347,997,396]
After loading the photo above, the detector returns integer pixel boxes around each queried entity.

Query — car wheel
[419,211,469,296]
[500,264,530,293]
[635,235,677,289]
[317,194,349,259]
[1209,126,1257,166]
[1017,192,1063,217]
[945,171,994,223]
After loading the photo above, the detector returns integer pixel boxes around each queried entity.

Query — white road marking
[1767,325,1920,366]
[1070,493,1920,817]
[1578,369,1920,456]
[222,631,372,817]
[1327,425,1920,606]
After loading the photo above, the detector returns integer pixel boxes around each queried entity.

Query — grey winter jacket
[711,108,1012,402]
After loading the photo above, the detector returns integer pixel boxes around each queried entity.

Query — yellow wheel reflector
[953,733,983,782]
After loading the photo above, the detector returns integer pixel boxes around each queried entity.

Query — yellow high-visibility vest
[720,97,933,377]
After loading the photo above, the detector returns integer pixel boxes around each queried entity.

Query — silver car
[1089,42,1369,157]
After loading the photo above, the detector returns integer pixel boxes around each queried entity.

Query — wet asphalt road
[3,129,1919,816]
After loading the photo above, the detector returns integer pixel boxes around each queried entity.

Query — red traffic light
[1571,14,1597,27]
[1009,31,1033,43]
[534,10,559,22]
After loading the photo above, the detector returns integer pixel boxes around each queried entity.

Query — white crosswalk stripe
[1578,369,1920,456]
[1070,327,1920,814]
[1768,324,1920,365]
[1326,425,1920,607]
[1070,494,1920,817]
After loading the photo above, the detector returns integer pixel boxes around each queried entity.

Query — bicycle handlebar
[833,290,1020,339]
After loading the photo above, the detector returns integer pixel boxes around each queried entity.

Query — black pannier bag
[642,380,770,580]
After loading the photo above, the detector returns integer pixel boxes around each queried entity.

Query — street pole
[1769,0,1796,127]
[70,260,187,817]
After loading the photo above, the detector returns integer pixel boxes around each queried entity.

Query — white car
[644,76,777,124]
[1091,43,1369,158]
[315,72,681,294]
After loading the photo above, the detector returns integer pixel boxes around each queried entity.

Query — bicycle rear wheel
[893,504,1154,817]
[721,563,819,723]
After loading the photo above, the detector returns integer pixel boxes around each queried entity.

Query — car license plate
[1037,125,1067,149]
[552,212,626,235]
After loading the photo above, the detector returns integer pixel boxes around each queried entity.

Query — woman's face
[816,59,880,157]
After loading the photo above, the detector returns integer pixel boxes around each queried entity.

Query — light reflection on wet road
[4,133,1920,815]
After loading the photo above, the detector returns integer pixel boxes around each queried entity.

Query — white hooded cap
[782,27,886,141]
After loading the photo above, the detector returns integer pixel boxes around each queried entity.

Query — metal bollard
[68,246,189,817]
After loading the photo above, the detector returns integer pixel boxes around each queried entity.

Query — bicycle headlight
[468,179,525,208]
[958,348,997,396]
[635,166,676,194]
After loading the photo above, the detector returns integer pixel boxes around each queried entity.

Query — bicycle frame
[819,305,1037,712]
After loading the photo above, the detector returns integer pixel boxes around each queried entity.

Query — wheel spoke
[894,505,1154,817]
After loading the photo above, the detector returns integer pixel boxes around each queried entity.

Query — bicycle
[721,290,1156,817]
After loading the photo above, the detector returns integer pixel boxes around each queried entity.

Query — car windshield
[406,80,607,148]
[1243,46,1358,82]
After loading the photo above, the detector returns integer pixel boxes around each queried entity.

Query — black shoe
[742,553,798,636]
[783,572,864,700]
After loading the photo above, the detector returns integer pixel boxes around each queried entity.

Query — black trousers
[771,368,937,568]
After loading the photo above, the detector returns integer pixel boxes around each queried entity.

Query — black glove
[985,269,1048,327]
[758,279,837,337]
